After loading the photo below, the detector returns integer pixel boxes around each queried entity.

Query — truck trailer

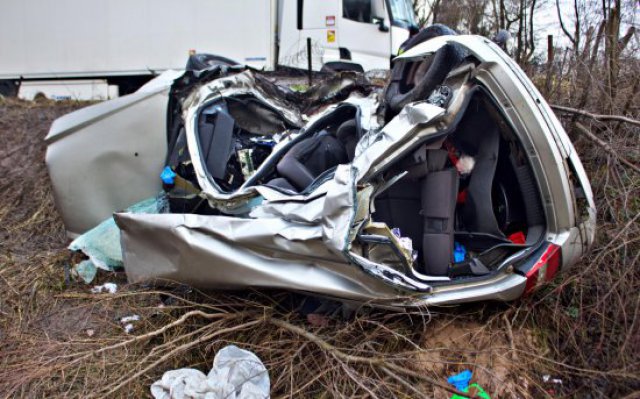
[0,0,419,100]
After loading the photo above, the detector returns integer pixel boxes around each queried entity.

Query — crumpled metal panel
[115,212,405,302]
[249,164,356,255]
[182,71,305,207]
[46,82,172,236]
[48,36,596,306]
[351,102,445,181]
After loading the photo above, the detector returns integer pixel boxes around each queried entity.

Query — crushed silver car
[46,34,595,307]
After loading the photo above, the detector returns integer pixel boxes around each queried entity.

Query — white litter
[455,155,475,175]
[151,345,269,399]
[542,374,563,384]
[120,315,141,323]
[90,282,118,294]
[119,314,141,334]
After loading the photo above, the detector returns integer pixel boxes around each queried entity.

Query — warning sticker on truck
[326,16,335,26]
[327,30,336,43]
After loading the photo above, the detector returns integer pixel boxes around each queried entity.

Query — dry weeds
[0,53,638,399]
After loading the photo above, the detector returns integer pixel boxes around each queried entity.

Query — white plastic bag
[151,345,269,399]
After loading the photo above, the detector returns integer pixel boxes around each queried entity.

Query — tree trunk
[604,2,621,111]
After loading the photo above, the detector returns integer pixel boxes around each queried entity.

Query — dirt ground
[0,96,638,398]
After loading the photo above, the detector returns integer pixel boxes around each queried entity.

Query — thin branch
[574,122,640,174]
[556,0,576,46]
[94,319,263,398]
[381,366,429,397]
[620,391,640,399]
[52,310,232,362]
[502,314,518,362]
[269,317,475,398]
[552,104,640,127]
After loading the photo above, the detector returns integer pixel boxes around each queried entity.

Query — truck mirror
[372,17,389,32]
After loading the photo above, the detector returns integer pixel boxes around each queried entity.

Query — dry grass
[526,49,640,396]
[0,55,638,399]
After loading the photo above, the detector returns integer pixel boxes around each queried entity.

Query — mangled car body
[46,35,595,306]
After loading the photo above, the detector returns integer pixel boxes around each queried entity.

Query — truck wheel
[33,92,48,102]
[320,62,364,74]
[185,53,241,71]
[0,80,19,97]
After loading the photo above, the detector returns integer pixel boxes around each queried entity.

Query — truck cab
[278,0,418,72]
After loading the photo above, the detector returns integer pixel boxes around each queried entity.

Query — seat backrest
[198,111,236,180]
[460,125,503,237]
[336,119,359,161]
[276,130,348,191]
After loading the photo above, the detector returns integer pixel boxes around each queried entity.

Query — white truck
[0,0,418,100]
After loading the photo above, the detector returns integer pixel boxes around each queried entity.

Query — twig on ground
[94,319,263,398]
[502,314,518,362]
[268,317,475,398]
[50,310,232,363]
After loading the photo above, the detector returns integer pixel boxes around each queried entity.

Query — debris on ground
[120,315,141,323]
[151,345,269,399]
[542,375,563,385]
[73,259,98,283]
[448,370,491,399]
[90,282,118,294]
[119,314,141,334]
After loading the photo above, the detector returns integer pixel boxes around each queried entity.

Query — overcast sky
[418,0,639,57]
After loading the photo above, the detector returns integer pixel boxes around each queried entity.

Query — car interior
[165,46,546,284]
[366,89,546,280]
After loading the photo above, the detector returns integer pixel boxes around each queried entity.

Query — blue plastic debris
[447,369,473,391]
[69,195,169,283]
[160,166,177,185]
[453,241,467,263]
[448,369,492,399]
[74,259,98,284]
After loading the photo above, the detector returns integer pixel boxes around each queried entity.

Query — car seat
[274,118,360,192]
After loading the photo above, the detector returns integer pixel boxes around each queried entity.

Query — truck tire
[0,80,19,97]
[320,62,364,74]
[185,53,242,71]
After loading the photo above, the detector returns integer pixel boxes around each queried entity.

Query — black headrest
[336,119,358,143]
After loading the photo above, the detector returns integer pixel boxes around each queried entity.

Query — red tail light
[524,243,561,295]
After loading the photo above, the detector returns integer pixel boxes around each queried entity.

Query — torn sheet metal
[116,99,446,299]
[352,101,444,181]
[182,71,382,210]
[116,211,407,302]
[248,102,444,254]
